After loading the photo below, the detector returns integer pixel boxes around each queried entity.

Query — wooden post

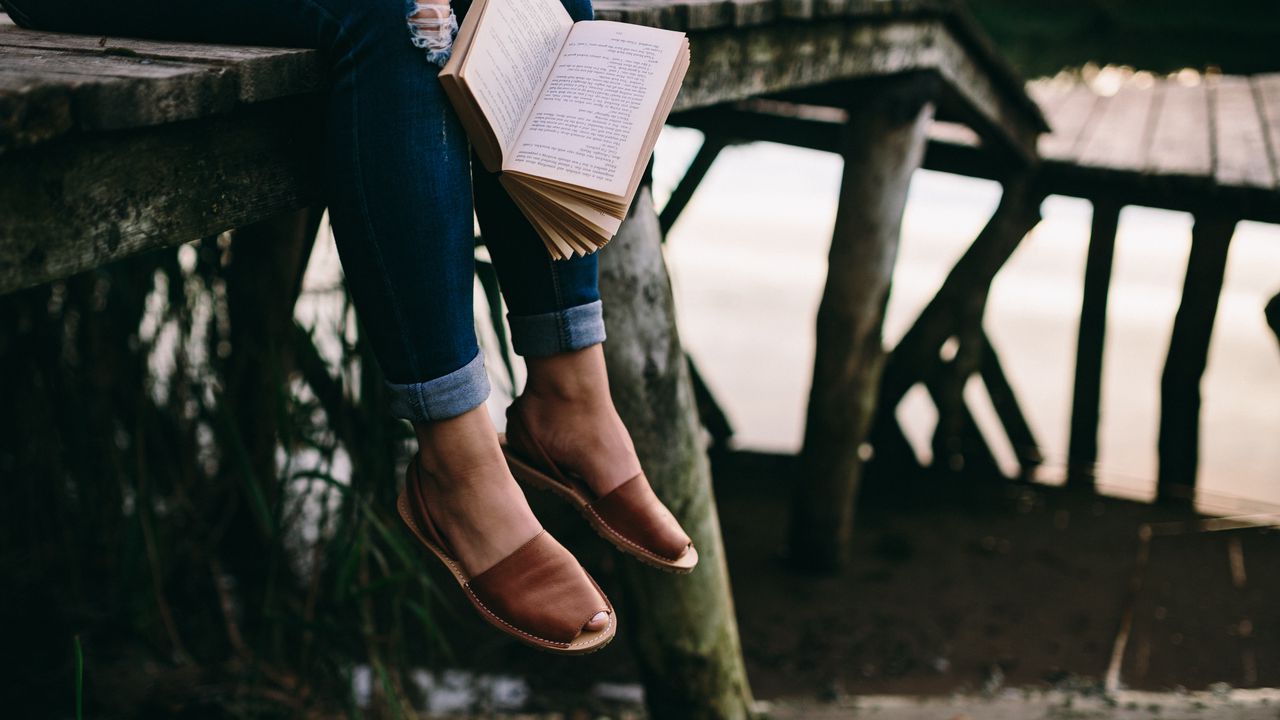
[879,177,1044,408]
[979,330,1042,477]
[787,78,936,573]
[1266,292,1280,350]
[660,134,729,235]
[599,186,756,720]
[1157,215,1236,507]
[214,205,324,623]
[1067,200,1121,488]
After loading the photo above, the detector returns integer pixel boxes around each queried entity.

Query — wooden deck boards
[924,71,1280,220]
[1147,81,1211,178]
[1034,71,1280,194]
[0,2,1044,294]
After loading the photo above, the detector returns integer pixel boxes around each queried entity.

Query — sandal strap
[469,531,608,644]
[404,457,458,557]
[588,474,692,561]
[505,397,574,488]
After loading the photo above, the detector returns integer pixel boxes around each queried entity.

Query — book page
[459,0,573,161]
[502,21,686,196]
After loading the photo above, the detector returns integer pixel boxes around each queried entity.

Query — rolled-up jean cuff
[386,349,491,422]
[507,299,606,357]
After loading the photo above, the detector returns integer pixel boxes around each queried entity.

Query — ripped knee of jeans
[406,0,459,68]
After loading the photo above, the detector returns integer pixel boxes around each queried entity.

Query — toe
[584,610,610,633]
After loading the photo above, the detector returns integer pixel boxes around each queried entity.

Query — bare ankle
[523,344,611,403]
[413,404,505,477]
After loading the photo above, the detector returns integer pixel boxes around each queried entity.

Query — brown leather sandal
[500,398,699,574]
[396,456,615,654]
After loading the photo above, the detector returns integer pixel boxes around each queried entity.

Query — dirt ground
[431,449,1279,714]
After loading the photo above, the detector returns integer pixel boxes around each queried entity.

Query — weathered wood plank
[672,19,1038,163]
[0,24,323,103]
[0,71,75,152]
[1146,79,1212,177]
[674,0,732,30]
[1076,79,1159,172]
[725,0,776,26]
[0,46,241,135]
[1036,84,1102,162]
[1251,73,1280,186]
[0,47,322,152]
[0,3,1041,165]
[1211,75,1276,189]
[0,99,323,294]
[776,0,816,20]
[591,0,685,27]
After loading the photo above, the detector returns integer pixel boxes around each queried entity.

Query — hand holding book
[438,0,690,259]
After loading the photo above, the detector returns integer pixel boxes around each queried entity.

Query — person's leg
[16,0,606,623]
[467,0,668,505]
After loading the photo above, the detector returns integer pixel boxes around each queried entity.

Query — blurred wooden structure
[669,69,1280,520]
[653,0,1048,573]
[927,71,1280,507]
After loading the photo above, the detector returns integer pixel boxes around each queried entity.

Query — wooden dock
[665,67,1279,514]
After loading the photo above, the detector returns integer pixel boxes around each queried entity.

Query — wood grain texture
[1211,74,1275,189]
[1,0,1045,293]
[1250,74,1280,186]
[1147,80,1211,177]
[0,1,1039,159]
[0,25,323,103]
[0,99,323,294]
[1076,79,1159,172]
[0,24,322,152]
[1033,83,1101,161]
[671,18,1039,162]
[930,73,1280,221]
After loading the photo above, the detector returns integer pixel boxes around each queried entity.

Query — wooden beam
[667,18,1039,162]
[0,98,323,295]
[880,175,1045,410]
[978,329,1042,478]
[926,351,1002,479]
[788,76,935,573]
[1067,199,1121,488]
[687,353,735,448]
[0,28,322,152]
[1157,215,1236,507]
[659,134,728,235]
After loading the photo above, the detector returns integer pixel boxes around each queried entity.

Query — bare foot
[518,345,642,497]
[413,405,609,632]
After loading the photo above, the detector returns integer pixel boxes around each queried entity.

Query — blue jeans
[5,0,605,422]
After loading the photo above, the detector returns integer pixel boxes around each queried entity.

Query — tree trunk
[599,186,756,720]
[788,79,936,573]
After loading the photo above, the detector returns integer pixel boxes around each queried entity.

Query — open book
[438,0,690,259]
